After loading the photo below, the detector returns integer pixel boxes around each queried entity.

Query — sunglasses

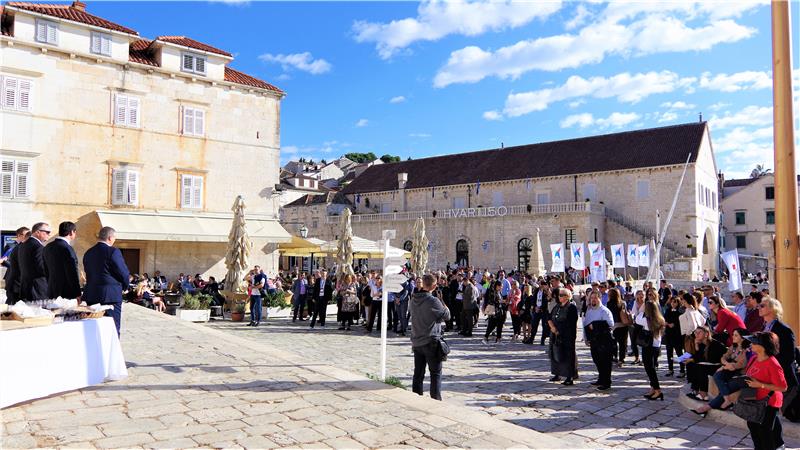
[40,230,52,235]
[758,304,768,309]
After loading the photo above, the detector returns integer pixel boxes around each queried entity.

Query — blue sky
[92,1,798,178]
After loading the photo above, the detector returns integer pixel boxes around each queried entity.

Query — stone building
[294,122,720,279]
[0,1,290,279]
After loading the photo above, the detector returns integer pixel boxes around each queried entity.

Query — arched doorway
[403,240,413,252]
[701,227,717,276]
[518,238,532,273]
[456,239,469,267]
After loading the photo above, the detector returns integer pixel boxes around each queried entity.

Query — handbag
[484,304,496,317]
[620,309,633,326]
[636,325,654,347]
[436,336,450,361]
[342,294,359,312]
[733,387,772,423]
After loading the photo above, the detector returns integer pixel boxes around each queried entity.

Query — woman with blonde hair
[136,280,165,312]
[759,297,799,391]
[337,274,358,331]
[638,300,666,400]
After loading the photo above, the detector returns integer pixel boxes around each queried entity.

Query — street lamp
[299,224,308,238]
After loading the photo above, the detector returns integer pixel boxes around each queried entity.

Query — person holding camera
[410,274,450,401]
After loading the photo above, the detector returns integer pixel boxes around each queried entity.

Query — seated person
[202,276,225,306]
[685,325,728,402]
[692,328,751,416]
[135,281,165,312]
[193,273,206,290]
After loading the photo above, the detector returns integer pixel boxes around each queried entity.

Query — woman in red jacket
[743,332,788,450]
[710,295,745,346]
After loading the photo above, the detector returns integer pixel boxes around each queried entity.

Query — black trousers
[531,309,550,344]
[461,308,474,336]
[642,345,660,389]
[748,406,784,450]
[367,299,392,332]
[629,326,640,359]
[451,299,462,330]
[664,331,684,372]
[590,336,613,386]
[613,327,628,362]
[412,341,443,400]
[104,303,122,336]
[511,314,522,335]
[485,313,505,340]
[687,362,721,392]
[310,296,327,327]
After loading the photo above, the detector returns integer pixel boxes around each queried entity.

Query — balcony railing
[326,202,604,224]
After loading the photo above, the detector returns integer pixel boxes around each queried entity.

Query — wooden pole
[771,0,800,342]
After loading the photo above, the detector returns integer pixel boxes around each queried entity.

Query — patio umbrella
[532,227,546,277]
[224,195,252,293]
[335,208,355,280]
[411,217,429,274]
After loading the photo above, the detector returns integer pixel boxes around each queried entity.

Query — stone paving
[206,306,800,450]
[1,305,568,449]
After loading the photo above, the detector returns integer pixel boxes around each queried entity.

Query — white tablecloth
[0,317,128,408]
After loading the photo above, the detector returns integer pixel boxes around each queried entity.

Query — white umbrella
[224,196,252,293]
[532,228,546,277]
[411,217,429,274]
[336,209,355,280]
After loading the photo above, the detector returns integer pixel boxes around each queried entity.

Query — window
[380,203,391,213]
[582,183,596,202]
[492,191,503,207]
[111,168,139,206]
[0,159,31,199]
[114,94,140,127]
[735,211,746,225]
[564,228,576,246]
[181,107,205,136]
[2,76,32,112]
[636,180,650,200]
[35,19,57,45]
[180,174,204,209]
[766,210,775,225]
[517,238,532,273]
[735,235,747,249]
[698,183,703,205]
[536,192,550,204]
[453,197,466,209]
[705,187,711,207]
[90,32,111,56]
[712,193,717,210]
[181,53,207,75]
[766,186,775,200]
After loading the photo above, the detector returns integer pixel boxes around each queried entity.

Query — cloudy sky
[95,1,798,178]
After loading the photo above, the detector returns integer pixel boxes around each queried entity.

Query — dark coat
[4,244,22,303]
[82,242,130,305]
[312,277,333,304]
[18,237,48,300]
[771,320,799,388]
[549,301,578,377]
[43,238,81,299]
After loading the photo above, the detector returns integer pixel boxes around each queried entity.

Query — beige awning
[321,235,411,259]
[278,236,324,257]
[96,210,292,243]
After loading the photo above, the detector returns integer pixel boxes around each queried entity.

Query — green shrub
[182,293,213,310]
[262,289,290,309]
[366,372,405,389]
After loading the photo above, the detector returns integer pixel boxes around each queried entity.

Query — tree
[299,157,306,163]
[321,159,327,165]
[750,164,772,178]
[344,152,378,163]
[380,154,401,163]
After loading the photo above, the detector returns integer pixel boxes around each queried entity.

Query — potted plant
[230,301,246,322]
[178,293,213,322]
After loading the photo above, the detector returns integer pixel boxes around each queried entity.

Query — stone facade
[1,4,286,279]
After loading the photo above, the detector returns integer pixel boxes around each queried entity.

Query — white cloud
[568,99,586,108]
[258,52,332,75]
[433,2,759,87]
[482,110,503,121]
[661,101,696,110]
[353,0,562,59]
[710,105,772,129]
[409,133,431,138]
[565,4,592,30]
[560,112,640,129]
[500,71,693,118]
[275,73,291,81]
[709,101,731,111]
[657,111,679,123]
[355,119,369,127]
[699,71,772,92]
[389,96,407,104]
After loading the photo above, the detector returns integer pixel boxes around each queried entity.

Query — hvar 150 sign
[441,206,508,218]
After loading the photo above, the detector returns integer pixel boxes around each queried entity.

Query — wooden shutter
[182,107,194,135]
[15,161,30,197]
[111,169,125,204]
[194,110,204,135]
[195,57,206,74]
[115,94,127,125]
[192,176,203,208]
[127,97,139,127]
[182,54,194,71]
[3,77,17,109]
[0,160,14,197]
[181,174,193,207]
[126,170,139,205]
[18,79,31,111]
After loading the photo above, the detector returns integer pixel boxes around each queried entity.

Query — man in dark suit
[2,227,29,304]
[18,222,51,301]
[43,221,81,299]
[310,269,332,328]
[83,226,130,335]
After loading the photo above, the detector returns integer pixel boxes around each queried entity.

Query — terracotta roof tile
[7,1,137,35]
[156,35,232,57]
[284,192,350,208]
[342,122,708,195]
[224,66,284,94]
[723,178,758,188]
[128,38,158,66]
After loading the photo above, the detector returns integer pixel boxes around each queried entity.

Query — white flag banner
[627,244,639,267]
[550,244,565,272]
[721,249,743,292]
[588,244,605,282]
[611,244,626,269]
[570,243,585,269]
[638,245,650,267]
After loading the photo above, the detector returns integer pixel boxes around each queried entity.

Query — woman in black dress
[548,288,579,385]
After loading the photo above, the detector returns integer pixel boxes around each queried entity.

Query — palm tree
[750,164,772,178]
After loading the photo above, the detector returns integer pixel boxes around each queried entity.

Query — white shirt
[56,236,72,245]
[319,279,325,296]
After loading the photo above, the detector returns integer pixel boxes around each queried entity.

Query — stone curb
[677,383,800,439]
[133,305,572,449]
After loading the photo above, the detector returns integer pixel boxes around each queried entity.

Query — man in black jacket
[18,222,51,301]
[310,269,332,328]
[761,297,799,389]
[2,227,29,303]
[43,221,81,299]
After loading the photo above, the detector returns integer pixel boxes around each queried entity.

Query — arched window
[456,239,469,267]
[518,238,532,273]
[403,240,413,251]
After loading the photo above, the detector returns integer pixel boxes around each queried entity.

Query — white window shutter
[115,94,127,125]
[46,22,57,44]
[192,176,203,208]
[101,34,111,56]
[182,54,194,71]
[18,80,31,111]
[112,169,125,204]
[181,175,193,207]
[3,77,17,109]
[182,107,194,135]
[195,57,205,74]
[35,21,47,42]
[0,161,14,197]
[15,162,29,197]
[91,33,101,53]
[194,110,204,135]
[128,97,139,127]
[127,170,139,205]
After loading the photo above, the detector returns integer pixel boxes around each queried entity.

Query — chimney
[71,1,86,11]
[398,172,408,190]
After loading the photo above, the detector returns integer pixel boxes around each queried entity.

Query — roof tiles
[156,35,232,57]
[7,1,137,34]
[224,67,284,94]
